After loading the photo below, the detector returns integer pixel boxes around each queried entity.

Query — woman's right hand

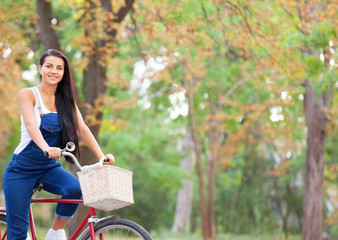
[44,147,61,160]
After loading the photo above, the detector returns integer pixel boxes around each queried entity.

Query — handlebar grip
[103,158,109,163]
[44,152,49,158]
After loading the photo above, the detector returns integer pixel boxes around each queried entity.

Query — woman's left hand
[103,154,115,165]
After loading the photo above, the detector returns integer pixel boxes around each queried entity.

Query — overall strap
[32,87,44,117]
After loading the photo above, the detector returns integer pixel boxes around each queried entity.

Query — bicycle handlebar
[62,151,82,171]
[44,142,108,171]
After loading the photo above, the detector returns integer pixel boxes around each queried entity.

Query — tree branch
[113,0,135,23]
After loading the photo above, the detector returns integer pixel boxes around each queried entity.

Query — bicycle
[0,143,153,240]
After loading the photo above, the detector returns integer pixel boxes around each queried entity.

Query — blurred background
[0,0,337,239]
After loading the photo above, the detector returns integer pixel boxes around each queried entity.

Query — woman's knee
[64,182,82,199]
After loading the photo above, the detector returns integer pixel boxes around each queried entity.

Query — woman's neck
[38,83,57,96]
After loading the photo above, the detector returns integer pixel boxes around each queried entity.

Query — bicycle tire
[80,218,152,240]
[0,213,7,240]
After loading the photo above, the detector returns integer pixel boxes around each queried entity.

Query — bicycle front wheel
[80,218,152,240]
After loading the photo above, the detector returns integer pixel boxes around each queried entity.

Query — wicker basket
[77,162,134,211]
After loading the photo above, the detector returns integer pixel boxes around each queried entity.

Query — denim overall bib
[3,87,82,240]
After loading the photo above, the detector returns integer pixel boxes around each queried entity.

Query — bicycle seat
[33,182,44,194]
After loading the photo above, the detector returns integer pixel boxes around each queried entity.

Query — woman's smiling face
[39,56,65,85]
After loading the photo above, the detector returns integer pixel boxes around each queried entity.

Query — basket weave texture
[77,163,134,211]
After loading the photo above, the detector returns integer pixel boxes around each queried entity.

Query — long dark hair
[39,49,79,162]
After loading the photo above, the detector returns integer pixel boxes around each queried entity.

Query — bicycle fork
[88,208,98,240]
[69,207,98,240]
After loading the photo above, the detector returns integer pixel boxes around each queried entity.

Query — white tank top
[14,87,55,154]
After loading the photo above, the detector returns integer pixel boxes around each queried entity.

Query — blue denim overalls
[3,87,82,240]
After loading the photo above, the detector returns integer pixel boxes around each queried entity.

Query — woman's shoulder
[19,87,34,96]
[19,88,36,103]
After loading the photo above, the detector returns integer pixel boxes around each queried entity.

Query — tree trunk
[207,135,218,240]
[172,131,194,233]
[36,0,61,50]
[302,79,329,240]
[186,79,213,240]
[206,89,222,240]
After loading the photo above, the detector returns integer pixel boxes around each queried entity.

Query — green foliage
[304,55,324,73]
[216,145,304,235]
[99,106,186,231]
[303,21,337,49]
[1,0,336,238]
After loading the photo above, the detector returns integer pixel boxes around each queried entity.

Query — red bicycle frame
[0,198,98,240]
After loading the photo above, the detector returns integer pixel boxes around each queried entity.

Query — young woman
[3,49,115,240]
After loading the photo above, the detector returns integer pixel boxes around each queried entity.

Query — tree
[133,1,336,239]
[241,1,337,238]
[70,0,136,232]
[261,2,336,239]
[35,0,136,233]
[301,25,335,240]
[131,1,281,239]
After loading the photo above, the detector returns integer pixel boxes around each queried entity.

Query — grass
[26,228,302,240]
[151,231,301,240]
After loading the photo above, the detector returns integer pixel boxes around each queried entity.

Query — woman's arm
[76,105,115,165]
[19,89,61,159]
